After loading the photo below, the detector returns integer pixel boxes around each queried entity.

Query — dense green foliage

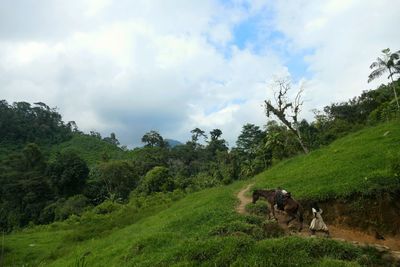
[50,134,129,166]
[0,101,73,146]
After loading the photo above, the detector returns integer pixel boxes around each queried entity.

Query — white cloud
[272,0,400,111]
[1,0,398,147]
[0,0,286,147]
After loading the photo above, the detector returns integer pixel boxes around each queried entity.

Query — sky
[1,0,399,147]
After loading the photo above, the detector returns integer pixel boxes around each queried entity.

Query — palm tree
[368,48,400,111]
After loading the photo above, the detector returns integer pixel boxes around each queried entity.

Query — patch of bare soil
[235,184,400,262]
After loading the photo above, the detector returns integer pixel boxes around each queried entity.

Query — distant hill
[165,139,183,147]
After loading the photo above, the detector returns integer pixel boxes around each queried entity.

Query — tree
[0,100,72,145]
[47,151,89,198]
[0,143,52,229]
[235,124,270,177]
[138,166,174,194]
[368,48,400,111]
[190,127,207,143]
[94,161,140,201]
[207,129,228,157]
[236,124,264,156]
[264,78,309,154]
[90,131,102,139]
[141,130,166,147]
[210,129,222,141]
[22,143,46,172]
[103,132,120,146]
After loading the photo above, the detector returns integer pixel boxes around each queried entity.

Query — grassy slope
[253,121,400,200]
[4,122,399,266]
[4,182,369,266]
[50,134,129,166]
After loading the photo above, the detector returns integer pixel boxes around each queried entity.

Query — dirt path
[235,183,254,214]
[235,184,400,261]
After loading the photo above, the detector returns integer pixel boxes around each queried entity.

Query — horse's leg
[270,201,277,220]
[298,215,303,232]
[288,211,303,232]
[286,213,295,225]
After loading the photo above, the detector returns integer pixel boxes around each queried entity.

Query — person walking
[309,202,329,237]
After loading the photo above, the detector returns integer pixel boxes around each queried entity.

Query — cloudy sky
[1,0,399,147]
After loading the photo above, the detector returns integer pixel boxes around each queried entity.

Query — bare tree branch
[264,78,309,154]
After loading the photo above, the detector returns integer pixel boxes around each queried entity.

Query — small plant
[262,220,285,238]
[73,252,90,267]
[243,214,265,226]
[245,201,270,216]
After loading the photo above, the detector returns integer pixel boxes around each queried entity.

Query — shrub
[54,195,91,220]
[243,214,265,226]
[209,220,265,240]
[245,200,270,216]
[261,220,285,238]
[138,166,174,195]
[93,200,123,214]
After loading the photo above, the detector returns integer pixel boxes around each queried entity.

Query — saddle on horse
[275,189,290,211]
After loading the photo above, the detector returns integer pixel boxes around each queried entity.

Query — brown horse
[252,189,303,231]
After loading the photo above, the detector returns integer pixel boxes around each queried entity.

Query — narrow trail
[235,184,400,261]
[235,183,254,214]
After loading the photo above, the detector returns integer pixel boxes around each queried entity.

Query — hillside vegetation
[50,134,129,166]
[253,120,400,200]
[4,122,399,266]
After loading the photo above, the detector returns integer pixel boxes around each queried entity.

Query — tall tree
[236,124,264,157]
[368,48,400,110]
[190,128,207,143]
[141,130,166,147]
[264,78,309,154]
[207,129,228,156]
[47,151,89,198]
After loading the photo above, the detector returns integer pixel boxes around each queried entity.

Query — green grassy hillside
[50,134,129,166]
[4,122,399,266]
[253,121,400,200]
[3,183,378,266]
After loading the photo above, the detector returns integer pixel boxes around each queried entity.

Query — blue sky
[1,0,399,147]
[227,4,313,80]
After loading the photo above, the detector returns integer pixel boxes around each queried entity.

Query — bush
[186,172,221,192]
[261,220,285,238]
[245,200,270,217]
[47,151,89,198]
[93,200,123,215]
[138,166,174,195]
[243,214,265,226]
[39,195,91,223]
[209,220,269,241]
[90,160,141,201]
[54,195,91,220]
